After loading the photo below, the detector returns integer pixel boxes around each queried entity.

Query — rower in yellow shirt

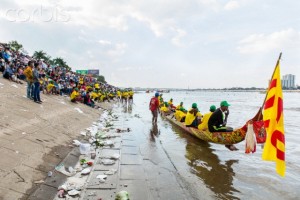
[160,102,171,115]
[174,102,187,122]
[175,108,187,122]
[185,103,203,127]
[198,105,216,131]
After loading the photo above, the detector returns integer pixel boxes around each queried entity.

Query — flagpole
[258,52,282,119]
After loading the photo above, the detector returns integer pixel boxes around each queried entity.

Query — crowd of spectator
[0,42,131,108]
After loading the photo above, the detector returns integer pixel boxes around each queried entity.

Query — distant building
[281,74,296,89]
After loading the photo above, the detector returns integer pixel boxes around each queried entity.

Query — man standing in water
[208,101,238,150]
[149,92,160,124]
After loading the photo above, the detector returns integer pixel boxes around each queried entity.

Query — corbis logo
[3,5,70,23]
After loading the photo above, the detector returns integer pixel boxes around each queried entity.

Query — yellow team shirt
[95,83,100,89]
[185,109,202,126]
[174,110,186,122]
[160,105,169,112]
[129,91,134,97]
[47,83,55,92]
[198,112,213,131]
[176,105,183,110]
[86,86,92,91]
[91,91,99,99]
[70,91,79,100]
[117,91,121,97]
[79,77,84,85]
[122,92,129,98]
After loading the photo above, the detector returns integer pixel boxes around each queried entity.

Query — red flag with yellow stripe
[262,60,285,176]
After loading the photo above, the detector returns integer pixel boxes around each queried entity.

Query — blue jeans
[27,81,34,98]
[33,82,41,102]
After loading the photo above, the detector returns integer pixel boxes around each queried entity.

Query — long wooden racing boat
[161,108,264,145]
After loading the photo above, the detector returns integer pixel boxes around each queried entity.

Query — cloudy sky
[1,0,300,88]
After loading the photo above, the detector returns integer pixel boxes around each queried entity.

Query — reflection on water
[170,124,240,199]
[150,123,160,142]
[185,142,239,199]
[122,102,133,113]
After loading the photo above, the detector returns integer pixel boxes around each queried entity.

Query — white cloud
[171,28,187,47]
[224,1,240,11]
[98,40,111,45]
[237,29,300,54]
[106,42,127,57]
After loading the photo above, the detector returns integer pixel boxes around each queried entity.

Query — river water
[120,91,300,199]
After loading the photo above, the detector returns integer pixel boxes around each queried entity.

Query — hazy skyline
[1,0,300,88]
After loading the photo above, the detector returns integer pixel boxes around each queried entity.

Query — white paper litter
[73,140,81,146]
[74,107,83,114]
[111,153,120,160]
[101,159,115,165]
[104,169,117,175]
[80,131,86,136]
[79,143,91,155]
[81,168,91,175]
[68,189,80,196]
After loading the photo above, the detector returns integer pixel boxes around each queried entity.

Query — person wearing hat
[208,101,232,132]
[149,92,160,124]
[168,98,176,111]
[198,105,216,131]
[160,102,171,115]
[185,103,203,127]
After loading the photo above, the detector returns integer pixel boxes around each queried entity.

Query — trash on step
[101,159,115,165]
[80,159,87,165]
[111,153,120,160]
[91,152,96,159]
[96,174,107,182]
[58,184,68,191]
[115,191,130,200]
[104,169,117,175]
[48,171,53,177]
[57,189,66,198]
[68,166,74,173]
[116,128,131,133]
[68,189,80,196]
[88,192,96,196]
[81,168,91,175]
[87,161,93,166]
[80,131,87,136]
[73,140,81,146]
[79,143,91,155]
[55,163,75,177]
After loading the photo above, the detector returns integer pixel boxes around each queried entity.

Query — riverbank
[0,77,112,199]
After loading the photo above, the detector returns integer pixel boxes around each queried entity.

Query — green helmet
[192,103,197,109]
[210,105,216,112]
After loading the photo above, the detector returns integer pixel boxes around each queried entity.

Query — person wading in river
[149,92,160,124]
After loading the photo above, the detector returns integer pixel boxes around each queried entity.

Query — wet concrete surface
[78,103,205,200]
